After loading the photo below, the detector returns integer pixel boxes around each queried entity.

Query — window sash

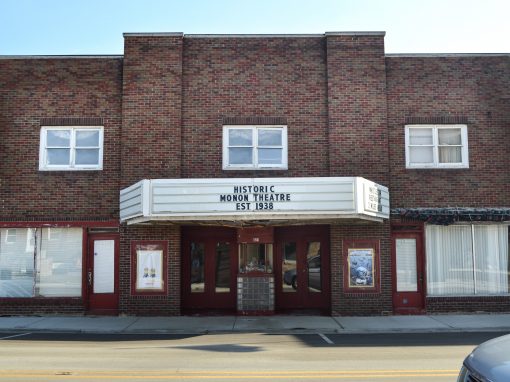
[223,126,287,169]
[75,129,100,148]
[39,126,103,170]
[405,125,468,168]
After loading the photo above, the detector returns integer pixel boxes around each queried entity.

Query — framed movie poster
[131,241,167,295]
[136,249,163,290]
[343,240,380,293]
[347,248,374,288]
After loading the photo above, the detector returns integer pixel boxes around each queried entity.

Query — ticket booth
[237,227,275,314]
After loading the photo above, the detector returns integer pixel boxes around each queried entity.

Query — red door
[87,234,119,315]
[392,232,425,314]
[275,226,330,312]
[181,227,237,312]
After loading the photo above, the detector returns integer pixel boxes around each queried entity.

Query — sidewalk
[0,314,509,334]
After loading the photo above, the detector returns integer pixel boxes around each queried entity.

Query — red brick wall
[386,56,510,208]
[181,37,329,178]
[119,225,181,315]
[0,298,84,315]
[326,34,389,185]
[0,58,122,221]
[121,35,183,187]
[387,55,510,314]
[2,35,509,317]
[331,222,392,316]
[426,296,510,313]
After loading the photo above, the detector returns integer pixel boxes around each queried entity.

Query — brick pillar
[330,222,392,316]
[121,33,183,187]
[326,32,389,186]
[120,34,183,315]
[119,225,181,315]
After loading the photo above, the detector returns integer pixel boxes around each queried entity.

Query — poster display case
[131,241,167,295]
[343,240,380,293]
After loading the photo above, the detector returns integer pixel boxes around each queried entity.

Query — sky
[1,0,509,55]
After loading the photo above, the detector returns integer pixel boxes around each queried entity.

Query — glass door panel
[396,238,418,292]
[282,242,297,293]
[190,242,205,293]
[215,242,230,293]
[307,241,321,292]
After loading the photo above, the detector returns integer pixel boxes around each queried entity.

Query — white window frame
[39,126,104,171]
[222,125,288,170]
[405,124,469,169]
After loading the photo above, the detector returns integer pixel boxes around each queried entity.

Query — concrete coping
[123,32,184,37]
[0,55,123,60]
[123,32,386,38]
[186,34,324,38]
[2,52,508,60]
[386,53,510,57]
[325,31,386,36]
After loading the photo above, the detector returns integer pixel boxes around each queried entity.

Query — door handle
[87,271,92,286]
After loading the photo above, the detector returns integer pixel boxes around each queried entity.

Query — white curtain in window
[438,129,462,163]
[438,146,462,163]
[474,225,508,294]
[36,228,82,297]
[426,224,509,296]
[0,229,36,297]
[426,225,474,295]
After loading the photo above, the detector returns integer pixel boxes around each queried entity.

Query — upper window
[39,126,104,171]
[222,126,288,170]
[405,125,468,169]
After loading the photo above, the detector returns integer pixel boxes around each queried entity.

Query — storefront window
[239,243,273,274]
[36,228,82,297]
[426,224,509,296]
[0,227,82,298]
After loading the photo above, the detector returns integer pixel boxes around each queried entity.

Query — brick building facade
[0,32,509,316]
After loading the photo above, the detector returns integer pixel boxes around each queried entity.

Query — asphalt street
[0,331,507,381]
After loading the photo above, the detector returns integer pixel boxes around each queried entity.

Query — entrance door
[275,226,330,312]
[392,232,425,314]
[87,234,119,315]
[182,227,237,312]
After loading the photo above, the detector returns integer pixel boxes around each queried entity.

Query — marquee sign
[120,177,389,224]
[219,185,291,211]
